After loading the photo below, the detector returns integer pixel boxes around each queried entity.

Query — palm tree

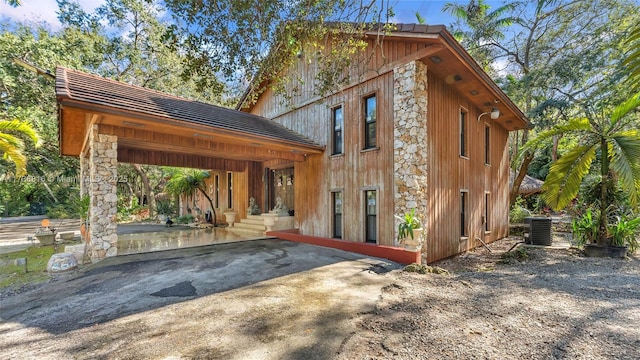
[623,22,640,92]
[0,119,40,177]
[442,0,520,68]
[165,168,217,226]
[525,92,640,246]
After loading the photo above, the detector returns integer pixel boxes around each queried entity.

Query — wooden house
[56,23,528,263]
[237,24,529,262]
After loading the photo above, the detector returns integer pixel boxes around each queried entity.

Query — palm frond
[0,143,28,177]
[610,132,640,207]
[442,3,469,20]
[610,92,640,126]
[522,117,592,154]
[0,119,41,147]
[0,133,25,150]
[541,145,597,211]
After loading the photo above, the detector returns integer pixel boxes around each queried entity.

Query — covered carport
[55,67,324,262]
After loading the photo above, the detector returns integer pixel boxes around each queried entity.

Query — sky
[0,0,477,29]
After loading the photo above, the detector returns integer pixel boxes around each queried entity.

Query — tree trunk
[510,151,535,207]
[132,164,155,218]
[197,188,217,227]
[598,138,610,246]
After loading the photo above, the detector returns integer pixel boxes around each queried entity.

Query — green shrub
[46,204,75,219]
[510,205,530,224]
[572,208,599,247]
[500,247,529,264]
[176,214,194,224]
[510,197,531,223]
[609,215,640,252]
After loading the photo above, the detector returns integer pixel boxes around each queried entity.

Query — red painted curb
[268,230,421,265]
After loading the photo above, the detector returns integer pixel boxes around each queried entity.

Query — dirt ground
[1,236,639,359]
[338,238,640,360]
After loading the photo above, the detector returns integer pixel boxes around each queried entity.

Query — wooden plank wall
[251,38,431,119]
[250,39,434,245]
[426,72,510,262]
[175,163,262,222]
[249,36,514,259]
[272,74,396,245]
[118,148,247,172]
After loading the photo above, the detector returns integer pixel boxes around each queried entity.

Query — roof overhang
[56,67,324,166]
[240,23,530,131]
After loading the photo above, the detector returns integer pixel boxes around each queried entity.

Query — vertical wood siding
[426,72,510,262]
[250,37,514,260]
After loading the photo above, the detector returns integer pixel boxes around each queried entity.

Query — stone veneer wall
[80,155,89,197]
[393,60,428,245]
[88,124,118,261]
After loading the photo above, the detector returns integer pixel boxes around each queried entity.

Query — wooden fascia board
[438,32,530,130]
[58,99,324,154]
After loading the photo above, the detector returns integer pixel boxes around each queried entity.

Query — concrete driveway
[0,239,400,359]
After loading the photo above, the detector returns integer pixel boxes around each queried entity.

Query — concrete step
[240,218,266,226]
[226,227,265,236]
[231,222,266,231]
[246,215,265,221]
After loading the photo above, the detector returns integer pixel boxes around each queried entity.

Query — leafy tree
[442,0,520,72]
[0,21,101,215]
[165,168,217,226]
[445,0,640,206]
[525,92,640,245]
[163,0,395,102]
[0,119,39,176]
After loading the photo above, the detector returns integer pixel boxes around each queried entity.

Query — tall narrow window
[227,172,233,210]
[460,191,468,237]
[484,124,491,165]
[365,190,377,243]
[332,106,343,155]
[332,191,343,238]
[460,109,467,157]
[364,95,377,149]
[214,175,220,208]
[485,192,491,232]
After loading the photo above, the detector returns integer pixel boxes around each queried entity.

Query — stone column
[393,60,428,243]
[88,124,118,261]
[79,155,89,197]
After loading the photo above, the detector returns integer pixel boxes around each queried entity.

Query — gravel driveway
[338,238,640,360]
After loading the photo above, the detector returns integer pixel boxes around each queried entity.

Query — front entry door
[267,167,294,216]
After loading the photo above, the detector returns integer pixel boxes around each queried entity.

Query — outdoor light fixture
[430,55,442,64]
[478,108,500,122]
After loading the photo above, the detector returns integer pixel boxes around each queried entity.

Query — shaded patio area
[116,225,272,255]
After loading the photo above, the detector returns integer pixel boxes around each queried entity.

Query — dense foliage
[1,0,639,229]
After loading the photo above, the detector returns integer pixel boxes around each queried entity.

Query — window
[484,124,491,165]
[332,106,343,155]
[364,95,377,149]
[460,190,468,238]
[227,172,233,210]
[214,175,219,208]
[365,190,377,243]
[485,192,491,232]
[460,109,467,157]
[332,191,343,238]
